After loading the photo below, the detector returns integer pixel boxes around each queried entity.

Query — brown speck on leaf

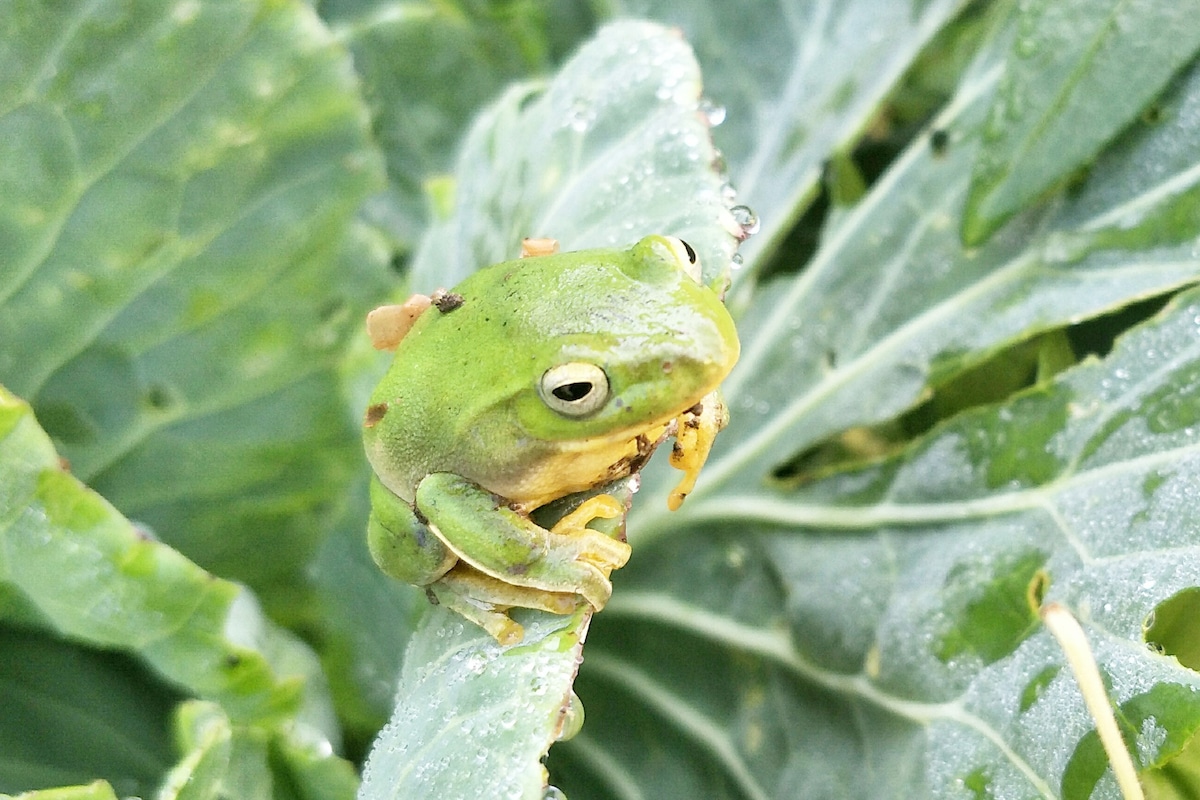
[431,289,465,312]
[686,401,704,416]
[58,456,71,472]
[426,587,440,606]
[672,442,685,458]
[364,402,389,427]
[685,417,701,429]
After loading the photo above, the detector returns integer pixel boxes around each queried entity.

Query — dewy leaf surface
[406,19,740,293]
[0,386,354,795]
[0,0,388,606]
[634,42,1200,529]
[608,0,969,272]
[963,0,1200,243]
[560,255,1200,799]
[360,608,589,800]
[546,19,1200,800]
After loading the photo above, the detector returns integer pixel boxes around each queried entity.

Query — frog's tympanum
[363,235,739,644]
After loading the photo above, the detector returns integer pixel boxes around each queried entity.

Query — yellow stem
[1041,602,1145,800]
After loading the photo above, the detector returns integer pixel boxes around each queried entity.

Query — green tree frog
[362,235,739,644]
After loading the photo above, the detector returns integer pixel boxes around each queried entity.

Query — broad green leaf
[962,0,1200,243]
[358,23,741,795]
[157,702,234,800]
[556,280,1200,799]
[606,0,970,273]
[634,41,1200,529]
[543,19,1200,800]
[318,0,594,253]
[0,386,354,796]
[360,607,589,800]
[406,19,741,293]
[0,0,388,612]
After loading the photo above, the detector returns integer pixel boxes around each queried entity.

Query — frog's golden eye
[540,363,610,417]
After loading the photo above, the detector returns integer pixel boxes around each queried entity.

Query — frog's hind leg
[416,473,632,612]
[431,567,578,646]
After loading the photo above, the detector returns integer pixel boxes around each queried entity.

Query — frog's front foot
[548,493,630,574]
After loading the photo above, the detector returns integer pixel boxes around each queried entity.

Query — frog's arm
[367,474,457,585]
[415,473,631,611]
[667,389,730,510]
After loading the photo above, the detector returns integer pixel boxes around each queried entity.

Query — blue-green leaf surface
[552,20,1200,800]
[406,19,740,293]
[963,0,1200,243]
[0,0,388,612]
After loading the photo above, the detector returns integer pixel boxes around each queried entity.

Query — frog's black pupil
[681,239,697,263]
[553,382,593,402]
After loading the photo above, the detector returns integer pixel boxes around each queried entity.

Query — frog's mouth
[501,389,728,515]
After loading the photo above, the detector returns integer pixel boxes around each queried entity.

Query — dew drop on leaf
[730,204,761,238]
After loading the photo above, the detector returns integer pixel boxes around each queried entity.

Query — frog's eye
[540,363,610,417]
[663,236,701,282]
[680,239,697,264]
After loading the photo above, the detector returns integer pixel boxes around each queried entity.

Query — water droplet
[565,100,595,133]
[699,98,726,127]
[721,182,738,203]
[543,787,568,800]
[731,253,744,269]
[730,205,760,238]
[556,691,585,741]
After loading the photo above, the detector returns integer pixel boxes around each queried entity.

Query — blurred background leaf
[0,0,390,622]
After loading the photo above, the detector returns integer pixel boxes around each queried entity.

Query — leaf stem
[1040,602,1145,800]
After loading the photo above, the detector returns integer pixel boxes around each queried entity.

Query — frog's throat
[495,420,674,513]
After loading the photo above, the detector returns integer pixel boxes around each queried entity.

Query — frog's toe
[573,565,615,611]
[577,530,632,573]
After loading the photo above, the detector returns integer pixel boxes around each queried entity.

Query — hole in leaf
[1063,683,1200,800]
[1019,664,1061,713]
[1066,293,1172,361]
[1145,587,1200,671]
[389,251,406,275]
[771,288,1183,487]
[771,329,1077,485]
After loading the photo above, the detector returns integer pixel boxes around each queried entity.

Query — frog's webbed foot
[430,567,578,646]
[667,390,730,510]
[548,493,629,571]
[416,473,631,614]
